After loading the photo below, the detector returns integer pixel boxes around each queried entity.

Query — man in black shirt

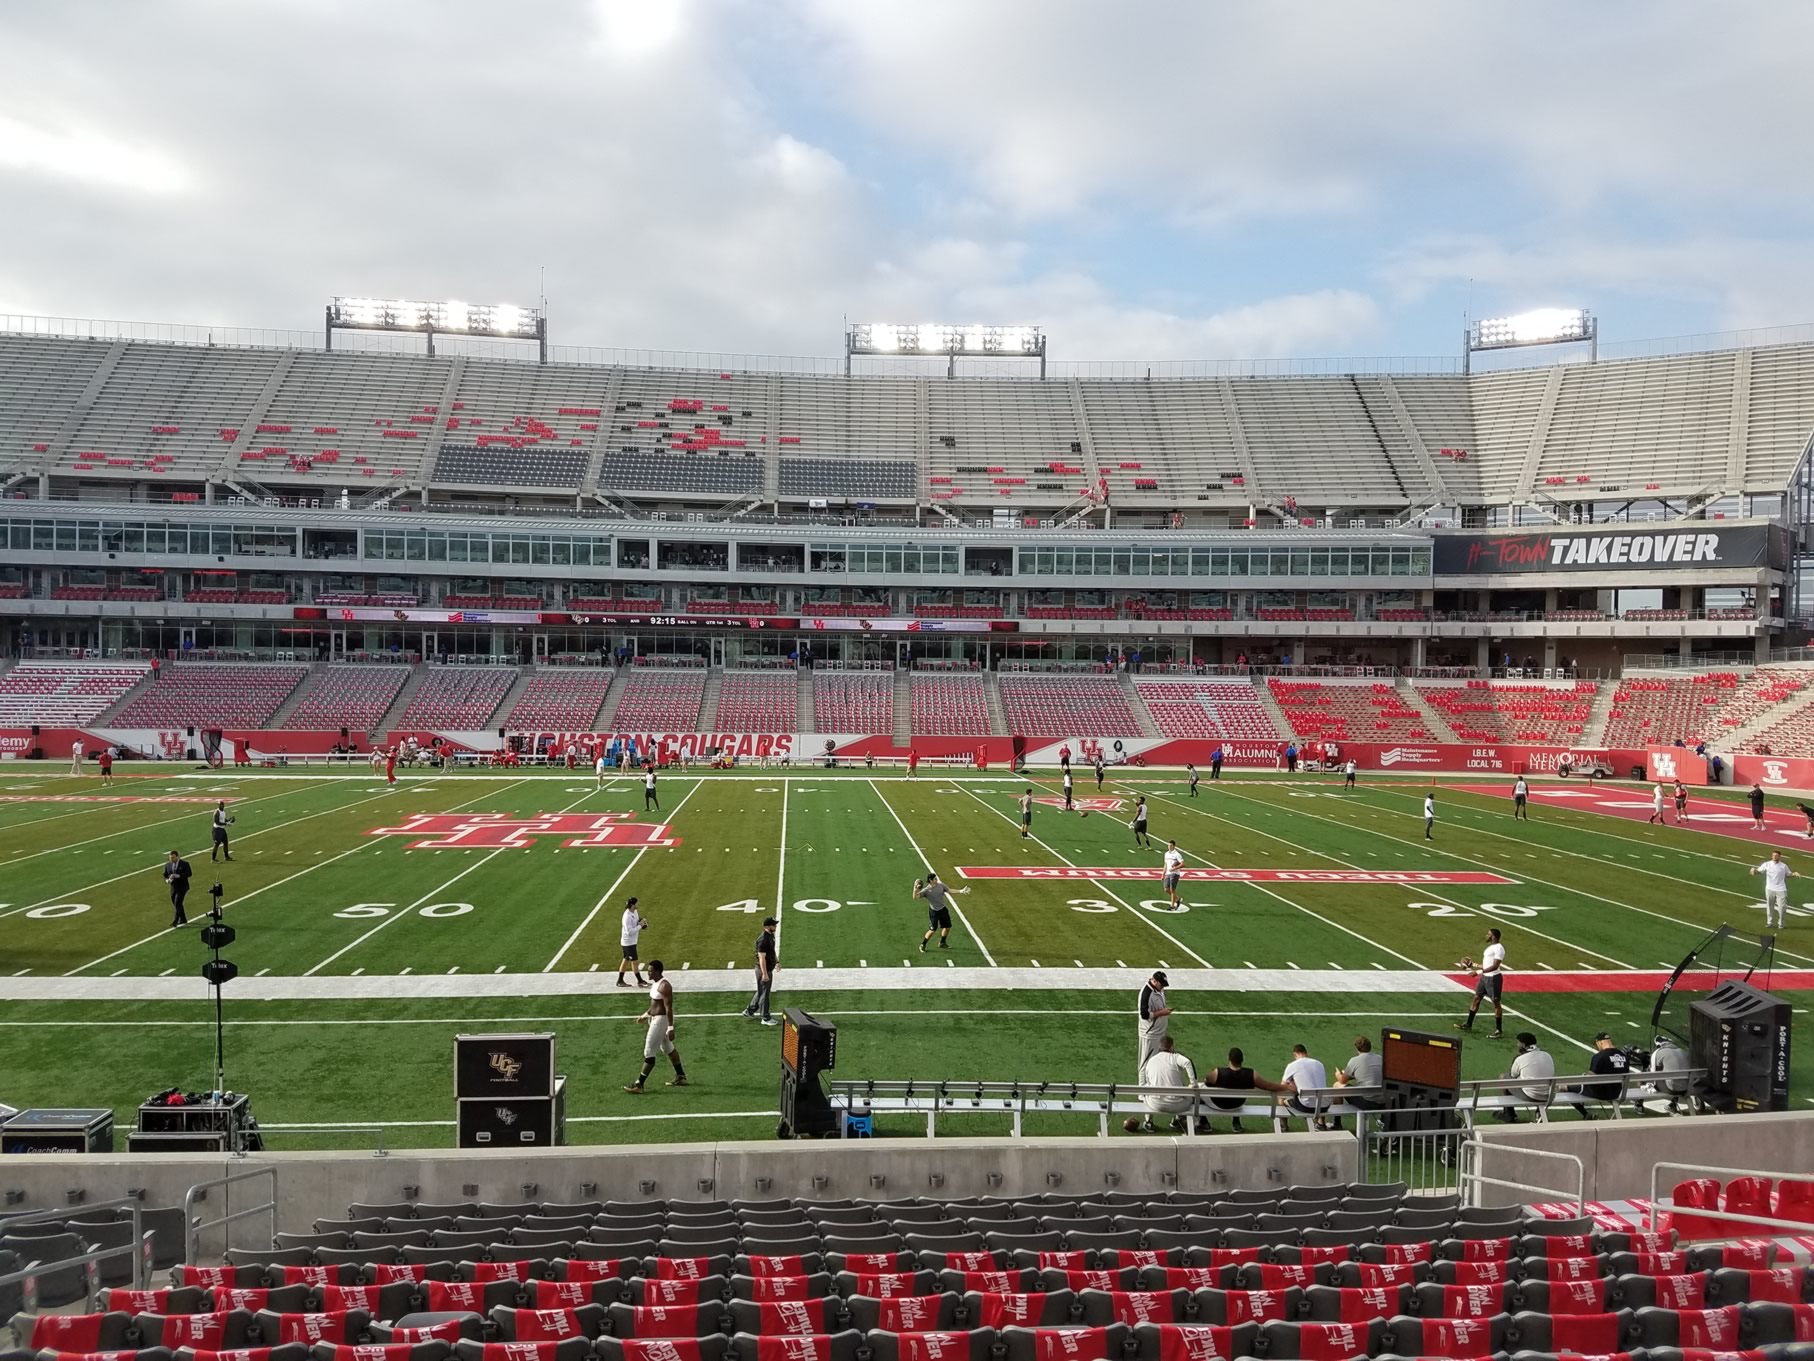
[1750,782,1767,831]
[1574,1031,1630,1117]
[163,850,193,928]
[1201,1045,1287,1133]
[743,916,778,1025]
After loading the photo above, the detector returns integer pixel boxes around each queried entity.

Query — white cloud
[0,113,193,196]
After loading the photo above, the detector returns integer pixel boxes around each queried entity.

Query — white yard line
[1357,786,1814,967]
[541,778,706,973]
[772,780,789,950]
[4,786,406,924]
[951,784,1208,969]
[872,782,997,966]
[1149,789,1598,1053]
[0,782,326,888]
[0,1007,1464,1029]
[0,965,1460,1002]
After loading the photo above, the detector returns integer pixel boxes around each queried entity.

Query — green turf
[2,764,1809,1146]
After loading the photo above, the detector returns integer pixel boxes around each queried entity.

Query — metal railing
[0,1197,153,1314]
[828,1078,1381,1139]
[183,1167,277,1265]
[1357,1115,1465,1196]
[1648,1161,1814,1237]
[1461,1137,1586,1216]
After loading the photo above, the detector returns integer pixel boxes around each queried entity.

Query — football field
[2,764,1810,1146]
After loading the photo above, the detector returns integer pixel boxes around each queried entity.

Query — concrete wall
[0,1133,1356,1252]
[2,1114,1809,1256]
[1475,1111,1814,1204]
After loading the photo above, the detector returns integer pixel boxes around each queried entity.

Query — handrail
[1648,1160,1814,1236]
[1462,1136,1586,1216]
[184,1167,277,1265]
[0,1196,153,1311]
[251,1123,388,1156]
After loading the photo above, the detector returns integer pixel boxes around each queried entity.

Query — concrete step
[797,669,814,733]
[1122,670,1161,738]
[985,672,1009,737]
[1253,676,1293,740]
[491,666,538,731]
[373,666,429,737]
[1397,678,1461,742]
[698,668,724,732]
[595,666,632,730]
[893,670,913,745]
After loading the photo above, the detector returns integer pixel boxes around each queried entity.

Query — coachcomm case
[454,1032,565,1148]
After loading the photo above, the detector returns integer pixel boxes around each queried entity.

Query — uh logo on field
[366,812,680,850]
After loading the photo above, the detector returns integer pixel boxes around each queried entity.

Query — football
[1123,1117,1142,1132]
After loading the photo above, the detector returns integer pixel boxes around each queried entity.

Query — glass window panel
[1309,548,1329,575]
[550,539,570,566]
[512,537,530,565]
[884,548,902,574]
[1290,549,1310,576]
[405,532,426,562]
[1372,547,1392,575]
[532,537,552,565]
[142,526,164,554]
[123,525,144,553]
[902,546,920,573]
[56,522,79,552]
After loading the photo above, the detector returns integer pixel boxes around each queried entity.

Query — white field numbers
[715,898,876,915]
[11,902,90,919]
[332,901,474,919]
[1067,897,1199,915]
[1407,901,1557,919]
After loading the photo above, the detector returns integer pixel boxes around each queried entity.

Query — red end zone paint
[1447,969,1814,994]
[957,867,1516,884]
[0,795,244,804]
[1453,783,1814,848]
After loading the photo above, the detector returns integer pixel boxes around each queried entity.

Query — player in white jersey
[1423,792,1436,840]
[1457,927,1506,1039]
[1512,776,1530,820]
[1162,839,1186,910]
[1648,783,1666,825]
[1750,850,1794,929]
[625,961,687,1092]
[1018,788,1034,839]
[1343,759,1357,790]
[70,740,84,776]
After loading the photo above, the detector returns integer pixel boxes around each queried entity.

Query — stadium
[5,4,1814,1356]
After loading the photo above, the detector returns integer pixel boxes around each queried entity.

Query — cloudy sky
[2,0,1811,365]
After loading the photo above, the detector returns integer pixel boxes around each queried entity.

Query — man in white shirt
[1649,783,1666,826]
[70,739,84,776]
[1343,759,1357,791]
[643,767,659,810]
[1162,839,1186,910]
[615,896,648,987]
[1423,792,1436,840]
[1512,776,1529,821]
[1131,1035,1198,1133]
[1281,1043,1331,1129]
[1750,850,1794,929]
[1457,927,1506,1039]
[1494,1032,1556,1122]
[595,751,609,788]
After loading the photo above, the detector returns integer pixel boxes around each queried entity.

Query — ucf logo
[495,1106,518,1127]
[489,1052,524,1081]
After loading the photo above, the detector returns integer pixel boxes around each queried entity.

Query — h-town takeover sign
[1433,525,1772,575]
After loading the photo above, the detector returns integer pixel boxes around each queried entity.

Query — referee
[210,801,235,862]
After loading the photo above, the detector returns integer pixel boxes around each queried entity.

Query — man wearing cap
[1574,1031,1630,1116]
[743,915,779,1026]
[1137,969,1173,1077]
[1492,1032,1555,1122]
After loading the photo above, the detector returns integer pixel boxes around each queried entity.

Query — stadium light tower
[326,297,548,362]
[1464,307,1595,373]
[846,322,1046,378]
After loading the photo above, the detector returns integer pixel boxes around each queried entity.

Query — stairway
[698,668,724,731]
[893,670,913,745]
[797,670,814,733]
[95,666,162,724]
[373,666,429,736]
[1583,680,1618,746]
[1122,671,1161,738]
[984,673,1009,737]
[1396,678,1461,742]
[491,667,537,730]
[595,665,633,730]
[1252,675,1294,739]
[265,662,327,730]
